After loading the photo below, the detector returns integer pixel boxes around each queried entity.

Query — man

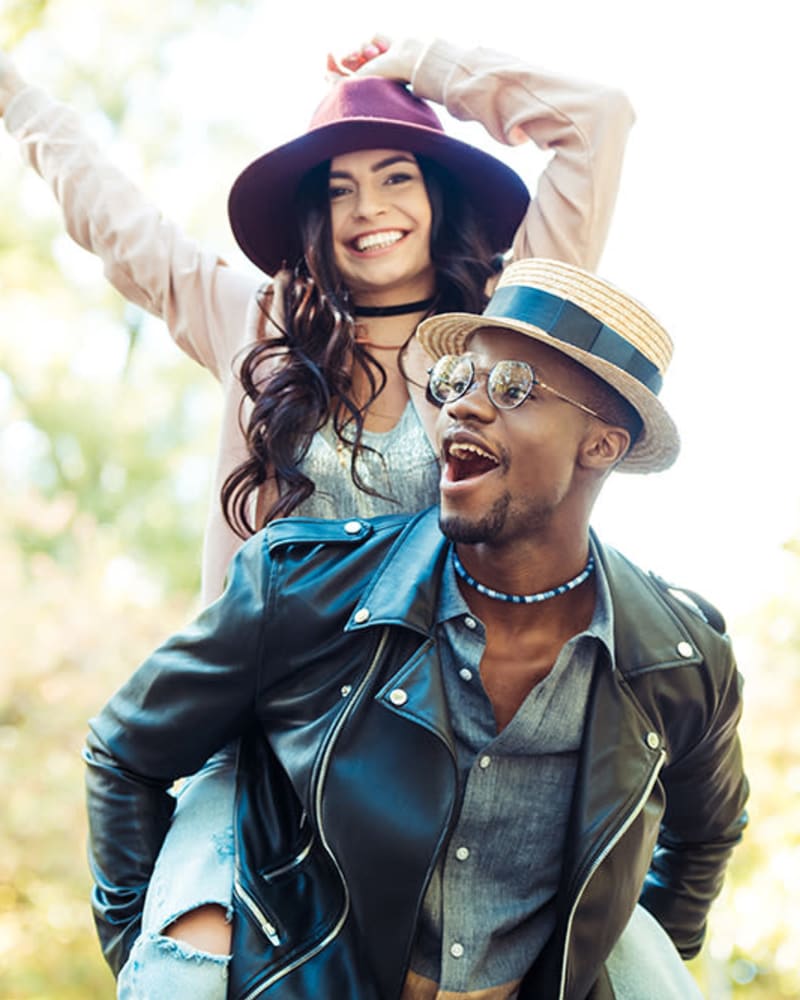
[85,258,748,999]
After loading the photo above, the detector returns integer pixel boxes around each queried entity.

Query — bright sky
[6,0,799,621]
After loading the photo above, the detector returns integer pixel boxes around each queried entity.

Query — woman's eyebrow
[369,154,417,172]
[329,154,417,180]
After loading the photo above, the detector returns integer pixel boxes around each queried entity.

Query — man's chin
[439,495,510,545]
[439,516,486,545]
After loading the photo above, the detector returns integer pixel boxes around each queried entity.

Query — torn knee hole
[163,903,232,955]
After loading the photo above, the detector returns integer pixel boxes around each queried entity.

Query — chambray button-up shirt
[406,541,614,999]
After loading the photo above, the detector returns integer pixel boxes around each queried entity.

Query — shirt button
[677,640,694,658]
[340,685,352,698]
[389,688,408,707]
[353,607,370,624]
[479,755,492,769]
[464,616,477,630]
[455,846,470,861]
[646,731,661,750]
[450,942,464,959]
[343,520,362,535]
[459,668,473,682]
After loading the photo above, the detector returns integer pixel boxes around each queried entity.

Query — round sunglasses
[427,354,607,420]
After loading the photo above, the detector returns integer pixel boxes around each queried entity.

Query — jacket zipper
[239,627,391,1000]
[234,834,313,947]
[399,714,459,995]
[235,876,282,947]
[557,747,667,1000]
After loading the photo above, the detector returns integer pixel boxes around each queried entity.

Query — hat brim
[417,312,680,474]
[228,119,530,276]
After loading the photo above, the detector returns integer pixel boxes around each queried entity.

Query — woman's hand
[326,36,425,84]
[0,49,27,117]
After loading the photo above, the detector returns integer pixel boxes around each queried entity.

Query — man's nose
[443,378,496,421]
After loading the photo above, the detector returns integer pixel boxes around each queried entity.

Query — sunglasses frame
[427,354,608,422]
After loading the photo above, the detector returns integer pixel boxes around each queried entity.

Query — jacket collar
[347,506,702,672]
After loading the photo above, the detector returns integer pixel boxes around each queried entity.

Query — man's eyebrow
[329,154,417,179]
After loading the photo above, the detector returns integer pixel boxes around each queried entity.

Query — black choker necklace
[353,296,436,318]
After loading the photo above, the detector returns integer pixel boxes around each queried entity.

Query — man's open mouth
[444,440,501,482]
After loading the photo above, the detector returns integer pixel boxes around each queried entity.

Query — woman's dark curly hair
[221,154,502,538]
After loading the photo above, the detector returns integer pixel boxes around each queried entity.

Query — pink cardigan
[5,40,634,603]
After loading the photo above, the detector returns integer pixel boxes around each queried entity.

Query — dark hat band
[484,286,663,394]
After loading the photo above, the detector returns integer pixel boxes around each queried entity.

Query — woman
[0,35,634,604]
[1,35,635,997]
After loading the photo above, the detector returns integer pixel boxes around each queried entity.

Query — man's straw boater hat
[417,257,680,474]
[228,76,530,276]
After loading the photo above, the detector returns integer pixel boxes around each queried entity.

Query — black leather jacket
[85,507,748,1000]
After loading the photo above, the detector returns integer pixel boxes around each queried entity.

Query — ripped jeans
[117,744,237,1000]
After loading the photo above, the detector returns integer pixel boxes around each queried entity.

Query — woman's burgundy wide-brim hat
[228,76,530,276]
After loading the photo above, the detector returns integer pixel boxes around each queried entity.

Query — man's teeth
[355,231,404,252]
[449,442,498,464]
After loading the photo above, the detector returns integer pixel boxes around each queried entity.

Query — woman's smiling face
[328,148,435,306]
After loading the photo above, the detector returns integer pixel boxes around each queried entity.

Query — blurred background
[0,0,797,997]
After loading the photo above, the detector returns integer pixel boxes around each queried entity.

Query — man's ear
[579,424,631,471]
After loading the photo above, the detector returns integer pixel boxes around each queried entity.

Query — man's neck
[452,536,597,729]
[453,527,592,608]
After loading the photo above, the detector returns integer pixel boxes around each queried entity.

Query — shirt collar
[436,549,468,625]
[588,533,615,660]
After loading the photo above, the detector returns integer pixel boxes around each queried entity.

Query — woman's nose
[353,185,386,219]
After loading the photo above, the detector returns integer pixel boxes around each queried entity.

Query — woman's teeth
[354,230,404,252]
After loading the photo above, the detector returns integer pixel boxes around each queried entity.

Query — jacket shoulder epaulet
[649,572,727,634]
[264,514,408,553]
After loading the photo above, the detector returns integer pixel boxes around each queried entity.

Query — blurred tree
[0,487,197,998]
[1,3,252,994]
[2,343,215,595]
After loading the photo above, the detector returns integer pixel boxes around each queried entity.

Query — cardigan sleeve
[4,85,260,381]
[410,40,635,270]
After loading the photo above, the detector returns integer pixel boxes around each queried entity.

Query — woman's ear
[579,423,631,471]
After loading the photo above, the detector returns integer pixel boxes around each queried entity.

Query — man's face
[435,328,597,548]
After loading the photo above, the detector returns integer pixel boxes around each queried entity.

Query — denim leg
[117,743,238,1000]
[117,933,229,1000]
[605,904,704,999]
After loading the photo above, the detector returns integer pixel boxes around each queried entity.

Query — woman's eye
[329,185,353,200]
[385,171,413,186]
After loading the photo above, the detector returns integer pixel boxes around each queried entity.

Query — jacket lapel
[538,537,697,999]
[345,506,448,637]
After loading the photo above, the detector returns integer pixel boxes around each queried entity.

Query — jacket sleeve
[640,637,749,957]
[3,85,259,380]
[409,40,635,270]
[84,533,270,974]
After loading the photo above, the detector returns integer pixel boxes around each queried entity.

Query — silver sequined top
[293,401,440,519]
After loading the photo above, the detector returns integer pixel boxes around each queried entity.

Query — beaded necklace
[452,549,595,605]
